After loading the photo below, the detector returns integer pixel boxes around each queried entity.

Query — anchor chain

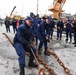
[36,52,57,75]
[26,52,57,75]
[3,33,73,75]
[47,50,73,75]
[2,33,47,75]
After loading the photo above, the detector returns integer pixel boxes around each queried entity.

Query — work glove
[29,40,33,44]
[47,38,50,43]
[29,40,35,46]
[46,36,50,43]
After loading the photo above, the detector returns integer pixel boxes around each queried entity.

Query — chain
[26,52,57,75]
[3,33,73,75]
[36,52,57,75]
[47,50,73,75]
[3,33,47,75]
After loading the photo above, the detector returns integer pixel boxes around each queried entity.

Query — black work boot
[60,38,61,40]
[57,37,59,40]
[38,50,42,54]
[20,68,25,75]
[44,49,50,56]
[38,47,42,54]
[28,61,38,68]
[73,42,76,44]
[65,39,68,43]
[69,39,72,43]
[74,44,76,47]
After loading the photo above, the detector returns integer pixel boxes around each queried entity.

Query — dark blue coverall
[29,13,37,43]
[12,19,17,33]
[49,20,55,39]
[4,19,10,33]
[31,17,37,41]
[57,21,64,40]
[13,22,36,69]
[19,19,23,26]
[36,21,49,51]
[73,21,76,46]
[65,20,72,42]
[35,18,42,45]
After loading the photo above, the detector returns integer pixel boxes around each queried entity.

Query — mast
[22,5,23,16]
[37,0,38,15]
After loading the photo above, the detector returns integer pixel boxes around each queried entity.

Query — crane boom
[48,0,66,19]
[10,6,16,17]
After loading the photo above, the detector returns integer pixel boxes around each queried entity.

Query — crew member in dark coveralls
[13,17,38,75]
[57,18,64,40]
[30,12,37,42]
[49,18,55,40]
[19,18,23,26]
[4,16,10,33]
[12,18,17,33]
[65,18,73,43]
[72,19,76,47]
[36,16,51,56]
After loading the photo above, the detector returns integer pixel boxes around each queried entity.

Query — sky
[0,0,76,18]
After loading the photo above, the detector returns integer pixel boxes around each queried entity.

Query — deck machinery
[48,0,66,19]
